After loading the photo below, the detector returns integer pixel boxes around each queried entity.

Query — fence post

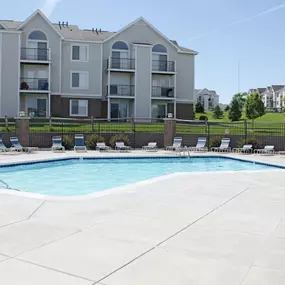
[15,116,30,147]
[206,121,210,151]
[4,115,8,129]
[132,117,136,149]
[164,118,176,148]
[91,116,94,133]
[244,120,248,144]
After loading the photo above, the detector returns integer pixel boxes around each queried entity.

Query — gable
[0,21,7,30]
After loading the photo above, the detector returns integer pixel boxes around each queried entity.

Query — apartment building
[194,88,219,111]
[0,10,197,120]
[248,86,284,111]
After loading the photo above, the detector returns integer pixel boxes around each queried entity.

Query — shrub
[213,105,224,119]
[199,115,208,121]
[209,136,222,148]
[195,102,204,113]
[62,135,74,150]
[109,133,130,148]
[237,137,261,150]
[86,134,105,150]
[225,105,230,112]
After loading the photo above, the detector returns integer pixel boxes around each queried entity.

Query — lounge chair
[142,142,158,152]
[233,144,253,154]
[52,136,65,152]
[10,137,23,152]
[74,134,87,152]
[211,138,231,152]
[115,141,132,151]
[0,138,9,153]
[254,145,274,155]
[166,137,182,151]
[188,137,207,152]
[96,142,111,151]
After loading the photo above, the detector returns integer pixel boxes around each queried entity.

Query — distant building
[248,86,285,111]
[194,88,219,111]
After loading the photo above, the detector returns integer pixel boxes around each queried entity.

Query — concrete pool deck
[1,151,285,284]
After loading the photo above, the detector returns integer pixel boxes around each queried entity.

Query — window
[152,104,166,118]
[70,100,88,116]
[152,44,167,53]
[28,30,47,41]
[72,45,88,61]
[112,41,128,50]
[71,71,89,89]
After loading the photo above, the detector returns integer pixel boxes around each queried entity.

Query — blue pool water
[0,157,280,196]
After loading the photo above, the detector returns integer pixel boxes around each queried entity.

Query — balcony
[152,60,175,73]
[107,85,135,97]
[107,58,135,71]
[20,78,49,92]
[152,86,174,98]
[20,48,51,63]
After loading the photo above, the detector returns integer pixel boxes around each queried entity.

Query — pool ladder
[0,179,20,191]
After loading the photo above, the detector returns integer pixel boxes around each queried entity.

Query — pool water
[0,157,279,196]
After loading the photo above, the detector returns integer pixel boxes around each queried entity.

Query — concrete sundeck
[0,151,285,284]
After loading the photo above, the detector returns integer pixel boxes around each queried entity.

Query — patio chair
[188,137,207,152]
[142,142,158,152]
[0,138,9,153]
[9,137,23,153]
[211,138,231,152]
[74,134,87,152]
[115,141,132,151]
[233,144,253,154]
[96,142,111,151]
[166,137,182,151]
[254,145,275,155]
[52,136,65,152]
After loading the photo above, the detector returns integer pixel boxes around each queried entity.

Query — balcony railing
[152,60,175,72]
[107,85,135,97]
[20,78,49,91]
[152,86,174,98]
[107,58,135,70]
[21,48,50,61]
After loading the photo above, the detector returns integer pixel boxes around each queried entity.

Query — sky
[1,0,285,103]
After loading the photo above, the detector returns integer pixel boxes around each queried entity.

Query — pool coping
[0,154,285,201]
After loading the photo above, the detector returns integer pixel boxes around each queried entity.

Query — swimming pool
[0,156,281,196]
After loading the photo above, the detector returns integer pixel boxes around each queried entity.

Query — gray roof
[257,88,266,94]
[0,19,195,53]
[272,85,285,92]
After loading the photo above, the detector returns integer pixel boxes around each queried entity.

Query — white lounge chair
[254,145,274,155]
[74,134,87,152]
[0,138,9,153]
[52,136,65,152]
[166,137,182,151]
[9,137,23,153]
[115,141,132,151]
[96,142,111,151]
[211,138,231,152]
[188,137,207,152]
[233,144,253,154]
[142,142,158,152]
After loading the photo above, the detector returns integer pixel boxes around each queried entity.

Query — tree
[213,105,223,119]
[245,93,265,120]
[195,102,204,113]
[232,93,247,110]
[225,105,230,112]
[229,97,242,121]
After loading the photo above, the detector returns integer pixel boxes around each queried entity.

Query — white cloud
[41,0,62,18]
[187,2,285,41]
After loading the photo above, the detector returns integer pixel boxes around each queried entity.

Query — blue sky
[1,0,285,103]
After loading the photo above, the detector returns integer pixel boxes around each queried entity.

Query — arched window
[152,44,167,53]
[112,41,128,50]
[28,30,47,41]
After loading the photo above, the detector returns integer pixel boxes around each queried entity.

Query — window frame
[70,71,89,89]
[151,103,167,119]
[71,44,89,62]
[69,99,88,117]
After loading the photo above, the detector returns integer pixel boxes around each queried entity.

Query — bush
[195,102,204,113]
[109,134,130,148]
[86,134,105,150]
[62,135,74,150]
[237,137,261,150]
[199,115,208,121]
[225,105,230,112]
[213,105,223,119]
[209,136,222,148]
